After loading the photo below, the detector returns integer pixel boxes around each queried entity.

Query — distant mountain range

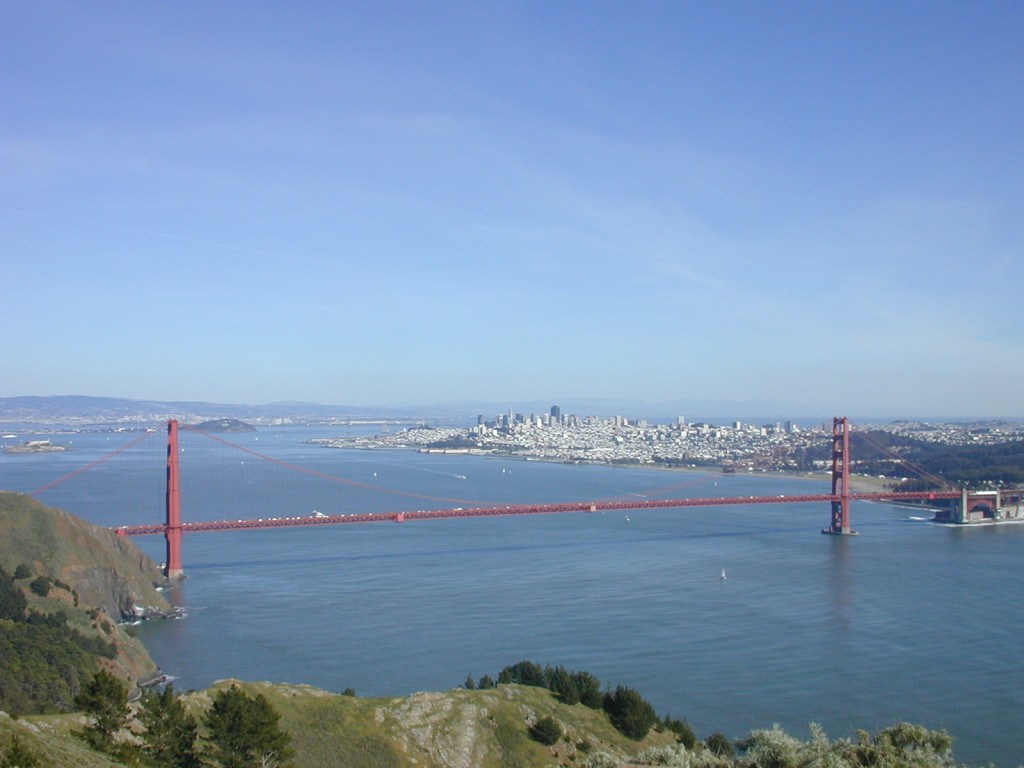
[0,395,405,426]
[0,394,831,427]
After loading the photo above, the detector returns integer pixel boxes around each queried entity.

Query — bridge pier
[165,420,184,579]
[957,488,1002,523]
[823,416,857,535]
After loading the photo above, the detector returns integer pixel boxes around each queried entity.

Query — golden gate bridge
[26,417,1019,579]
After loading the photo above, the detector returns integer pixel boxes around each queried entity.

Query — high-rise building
[550,405,561,423]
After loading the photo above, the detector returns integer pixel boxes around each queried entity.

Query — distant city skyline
[4,3,1022,417]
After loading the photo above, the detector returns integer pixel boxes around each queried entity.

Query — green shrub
[633,744,690,766]
[737,725,809,768]
[705,732,734,757]
[0,734,43,768]
[29,577,51,597]
[664,716,696,748]
[528,715,562,746]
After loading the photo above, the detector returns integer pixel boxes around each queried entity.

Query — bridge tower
[165,420,184,579]
[823,416,856,535]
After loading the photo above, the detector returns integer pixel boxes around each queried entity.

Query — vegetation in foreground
[0,668,971,768]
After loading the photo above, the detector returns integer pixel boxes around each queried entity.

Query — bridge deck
[114,490,964,536]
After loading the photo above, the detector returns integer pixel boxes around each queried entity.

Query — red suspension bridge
[27,417,1022,579]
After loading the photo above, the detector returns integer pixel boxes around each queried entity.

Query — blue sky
[3,1,1022,417]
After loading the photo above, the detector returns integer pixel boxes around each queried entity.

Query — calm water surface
[2,426,1021,767]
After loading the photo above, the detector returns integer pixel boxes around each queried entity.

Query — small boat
[720,569,727,581]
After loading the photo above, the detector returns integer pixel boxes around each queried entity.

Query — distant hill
[194,418,256,433]
[0,395,399,426]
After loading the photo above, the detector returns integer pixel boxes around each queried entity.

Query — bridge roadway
[114,490,961,536]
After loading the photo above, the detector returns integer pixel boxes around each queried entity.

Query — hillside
[0,492,169,711]
[0,492,169,622]
[0,679,967,768]
[193,418,256,432]
[0,681,674,767]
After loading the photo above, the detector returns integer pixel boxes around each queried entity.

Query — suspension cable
[29,422,168,496]
[851,424,948,487]
[181,424,506,506]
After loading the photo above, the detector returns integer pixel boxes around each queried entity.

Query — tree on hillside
[602,685,658,740]
[571,670,603,709]
[546,665,580,704]
[138,684,202,768]
[0,565,27,621]
[663,715,697,748]
[74,669,130,752]
[204,684,293,768]
[29,576,51,597]
[497,660,546,687]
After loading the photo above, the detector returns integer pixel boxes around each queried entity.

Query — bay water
[2,426,1022,767]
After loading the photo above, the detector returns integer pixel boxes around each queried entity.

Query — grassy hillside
[2,680,967,768]
[2,681,679,768]
[229,680,679,768]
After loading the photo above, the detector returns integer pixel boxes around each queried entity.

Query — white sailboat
[720,569,727,581]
